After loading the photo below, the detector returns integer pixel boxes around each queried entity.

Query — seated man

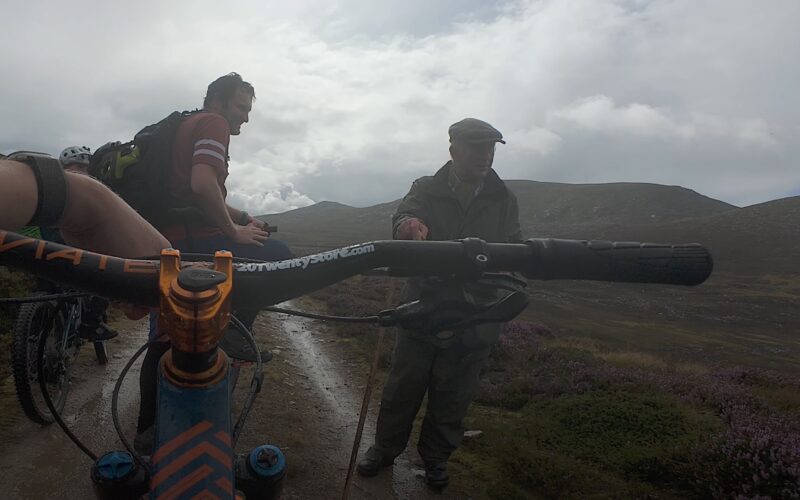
[135,73,292,454]
[158,72,292,313]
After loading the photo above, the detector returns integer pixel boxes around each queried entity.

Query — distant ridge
[504,180,736,238]
[601,195,800,274]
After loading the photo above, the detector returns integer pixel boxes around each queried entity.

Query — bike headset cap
[59,145,91,168]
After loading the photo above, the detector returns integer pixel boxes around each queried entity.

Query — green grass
[456,391,722,499]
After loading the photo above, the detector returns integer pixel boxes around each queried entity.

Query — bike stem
[158,248,233,380]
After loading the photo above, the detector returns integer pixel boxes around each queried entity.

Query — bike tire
[10,298,73,425]
[94,340,109,365]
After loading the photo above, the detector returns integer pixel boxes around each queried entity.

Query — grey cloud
[226,184,315,215]
[2,0,799,214]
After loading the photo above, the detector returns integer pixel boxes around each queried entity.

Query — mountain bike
[11,288,110,424]
[0,230,713,499]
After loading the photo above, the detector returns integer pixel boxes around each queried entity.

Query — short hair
[203,72,255,108]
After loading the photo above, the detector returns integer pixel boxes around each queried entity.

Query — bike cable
[109,318,262,473]
[111,342,152,474]
[38,324,99,461]
[263,305,380,324]
[229,315,264,447]
[0,291,88,303]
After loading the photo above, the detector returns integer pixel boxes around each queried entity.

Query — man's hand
[395,218,429,240]
[231,225,269,246]
[247,217,268,231]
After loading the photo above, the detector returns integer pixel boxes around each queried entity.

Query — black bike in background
[11,289,109,425]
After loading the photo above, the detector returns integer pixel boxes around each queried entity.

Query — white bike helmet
[59,145,92,167]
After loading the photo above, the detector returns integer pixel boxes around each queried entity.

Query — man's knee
[221,237,292,261]
[263,238,292,260]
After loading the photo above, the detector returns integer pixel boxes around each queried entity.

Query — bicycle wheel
[11,298,76,424]
[94,340,109,365]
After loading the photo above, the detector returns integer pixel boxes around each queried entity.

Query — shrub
[464,390,718,498]
[690,412,800,498]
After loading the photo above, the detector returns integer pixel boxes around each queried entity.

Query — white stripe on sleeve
[193,149,226,162]
[194,139,226,152]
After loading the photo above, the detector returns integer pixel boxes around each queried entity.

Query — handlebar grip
[524,239,713,286]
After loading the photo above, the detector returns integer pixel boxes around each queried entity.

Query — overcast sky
[2,0,798,213]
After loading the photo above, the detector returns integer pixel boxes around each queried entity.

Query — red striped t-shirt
[163,112,231,241]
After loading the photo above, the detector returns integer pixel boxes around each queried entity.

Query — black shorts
[7,152,68,226]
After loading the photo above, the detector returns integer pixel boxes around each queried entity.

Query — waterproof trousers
[372,330,491,463]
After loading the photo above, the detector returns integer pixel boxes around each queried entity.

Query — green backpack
[91,110,200,225]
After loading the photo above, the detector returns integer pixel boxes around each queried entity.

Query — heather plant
[469,334,800,498]
[491,321,549,370]
[685,371,800,499]
[478,322,586,409]
[500,320,552,346]
[690,412,800,498]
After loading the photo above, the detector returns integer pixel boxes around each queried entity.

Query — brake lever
[378,294,474,330]
[376,280,530,334]
[441,291,529,331]
[465,272,528,293]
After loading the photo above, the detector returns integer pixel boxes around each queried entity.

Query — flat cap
[448,118,506,144]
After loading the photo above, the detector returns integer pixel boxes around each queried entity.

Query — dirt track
[0,300,472,499]
[0,318,147,499]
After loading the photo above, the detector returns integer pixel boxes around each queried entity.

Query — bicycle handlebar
[0,231,713,309]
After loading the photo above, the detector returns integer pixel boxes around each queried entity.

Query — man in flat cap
[357,118,522,489]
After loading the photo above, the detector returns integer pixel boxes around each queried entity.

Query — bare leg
[0,159,168,258]
[0,160,39,229]
[58,173,169,258]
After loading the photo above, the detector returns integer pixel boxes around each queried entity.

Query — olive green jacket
[392,161,522,347]
[392,161,522,243]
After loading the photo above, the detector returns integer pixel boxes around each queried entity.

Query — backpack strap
[8,152,68,226]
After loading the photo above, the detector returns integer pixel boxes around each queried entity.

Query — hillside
[505,180,736,238]
[589,195,800,274]
[262,200,398,251]
[259,180,799,276]
[261,180,737,247]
